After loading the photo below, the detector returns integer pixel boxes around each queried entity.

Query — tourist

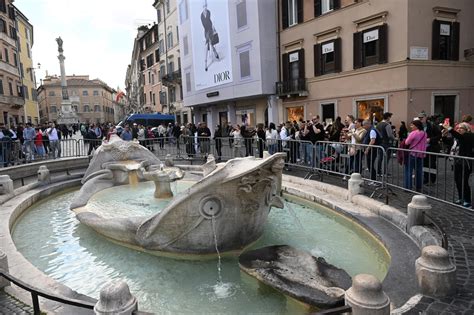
[183,123,195,158]
[418,112,441,185]
[46,122,60,159]
[256,123,266,158]
[86,125,98,155]
[121,125,133,141]
[376,112,395,175]
[241,125,255,157]
[214,125,223,161]
[347,118,367,175]
[362,119,382,183]
[442,122,473,208]
[403,120,427,192]
[34,128,45,158]
[197,122,211,159]
[23,122,36,162]
[398,121,408,142]
[265,123,278,155]
[230,124,243,158]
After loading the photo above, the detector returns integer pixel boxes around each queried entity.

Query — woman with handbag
[403,120,427,192]
[346,118,366,175]
[201,1,219,72]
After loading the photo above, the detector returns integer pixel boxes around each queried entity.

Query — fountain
[71,135,287,254]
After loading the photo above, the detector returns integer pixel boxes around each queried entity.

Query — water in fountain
[129,171,139,186]
[210,214,238,299]
[284,199,305,231]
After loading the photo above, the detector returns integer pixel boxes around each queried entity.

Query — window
[0,19,6,33]
[166,0,170,14]
[353,24,388,69]
[282,0,302,29]
[83,90,89,96]
[149,91,152,104]
[159,40,164,55]
[314,0,340,17]
[167,32,173,49]
[179,0,188,24]
[169,87,176,103]
[26,43,31,58]
[48,91,55,96]
[151,73,155,85]
[13,53,17,67]
[168,61,174,74]
[155,49,160,62]
[51,106,57,113]
[72,105,78,112]
[9,25,16,40]
[160,91,167,105]
[140,59,146,71]
[4,48,8,63]
[84,105,90,112]
[236,0,247,29]
[314,38,341,76]
[160,64,165,79]
[183,36,189,56]
[153,93,156,105]
[146,54,154,68]
[23,85,29,99]
[8,81,12,95]
[434,95,456,124]
[7,5,14,19]
[432,20,459,61]
[321,103,335,123]
[31,87,37,101]
[282,49,305,82]
[93,90,99,96]
[186,72,191,92]
[157,8,162,23]
[0,0,5,13]
[0,79,3,95]
[239,50,250,79]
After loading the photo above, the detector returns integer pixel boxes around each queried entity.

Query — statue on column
[56,37,63,53]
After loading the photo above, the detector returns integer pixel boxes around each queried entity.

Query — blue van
[119,113,175,127]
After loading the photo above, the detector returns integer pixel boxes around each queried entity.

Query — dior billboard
[189,0,233,90]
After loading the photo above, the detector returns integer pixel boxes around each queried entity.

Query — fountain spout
[143,166,184,199]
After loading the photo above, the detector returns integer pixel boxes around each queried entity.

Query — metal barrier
[1,136,472,212]
[0,269,95,315]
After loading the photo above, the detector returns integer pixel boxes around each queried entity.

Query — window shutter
[432,20,441,60]
[333,0,341,10]
[451,21,460,61]
[282,53,289,81]
[334,38,342,72]
[282,0,289,29]
[353,32,362,69]
[378,24,388,64]
[314,44,322,76]
[297,0,303,24]
[298,49,305,79]
[314,0,322,17]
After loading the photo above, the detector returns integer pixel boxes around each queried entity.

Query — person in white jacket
[265,122,278,154]
[230,124,243,157]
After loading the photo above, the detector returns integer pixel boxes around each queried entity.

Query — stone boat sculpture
[71,136,286,255]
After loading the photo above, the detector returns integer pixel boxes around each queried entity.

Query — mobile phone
[444,118,450,126]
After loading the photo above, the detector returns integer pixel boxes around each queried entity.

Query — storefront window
[286,106,304,122]
[236,110,254,126]
[356,99,384,123]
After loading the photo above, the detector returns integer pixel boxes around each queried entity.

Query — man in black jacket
[419,112,441,184]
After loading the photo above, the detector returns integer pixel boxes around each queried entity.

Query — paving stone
[0,291,33,314]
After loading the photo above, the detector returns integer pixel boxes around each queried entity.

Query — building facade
[278,0,474,126]
[15,7,38,125]
[37,75,118,124]
[179,0,279,130]
[154,0,190,125]
[0,0,24,126]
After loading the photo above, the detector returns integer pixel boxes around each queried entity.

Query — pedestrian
[442,122,473,208]
[265,123,278,155]
[362,119,382,183]
[120,125,133,141]
[403,120,427,192]
[418,112,441,185]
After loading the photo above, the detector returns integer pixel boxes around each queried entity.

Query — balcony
[0,32,16,47]
[0,94,25,107]
[161,70,182,87]
[276,78,308,98]
[0,60,20,77]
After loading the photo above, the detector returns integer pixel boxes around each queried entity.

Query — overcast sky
[15,0,157,91]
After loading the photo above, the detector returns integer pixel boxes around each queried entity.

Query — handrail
[424,213,449,250]
[310,304,352,314]
[0,269,95,315]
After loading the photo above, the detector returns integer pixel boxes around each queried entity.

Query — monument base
[57,99,79,125]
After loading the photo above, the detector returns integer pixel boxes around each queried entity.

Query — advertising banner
[189,0,233,91]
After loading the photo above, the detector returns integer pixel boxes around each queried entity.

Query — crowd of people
[1,112,473,208]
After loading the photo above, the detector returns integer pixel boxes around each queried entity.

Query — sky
[15,0,158,91]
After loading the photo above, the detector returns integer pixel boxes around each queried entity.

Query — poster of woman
[190,0,233,91]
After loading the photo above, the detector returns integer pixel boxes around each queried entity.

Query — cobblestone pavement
[0,290,33,314]
[287,168,474,315]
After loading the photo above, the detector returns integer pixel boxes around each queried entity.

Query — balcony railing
[0,94,25,107]
[161,70,182,87]
[276,78,308,97]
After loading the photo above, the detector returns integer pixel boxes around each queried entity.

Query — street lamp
[26,62,41,73]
